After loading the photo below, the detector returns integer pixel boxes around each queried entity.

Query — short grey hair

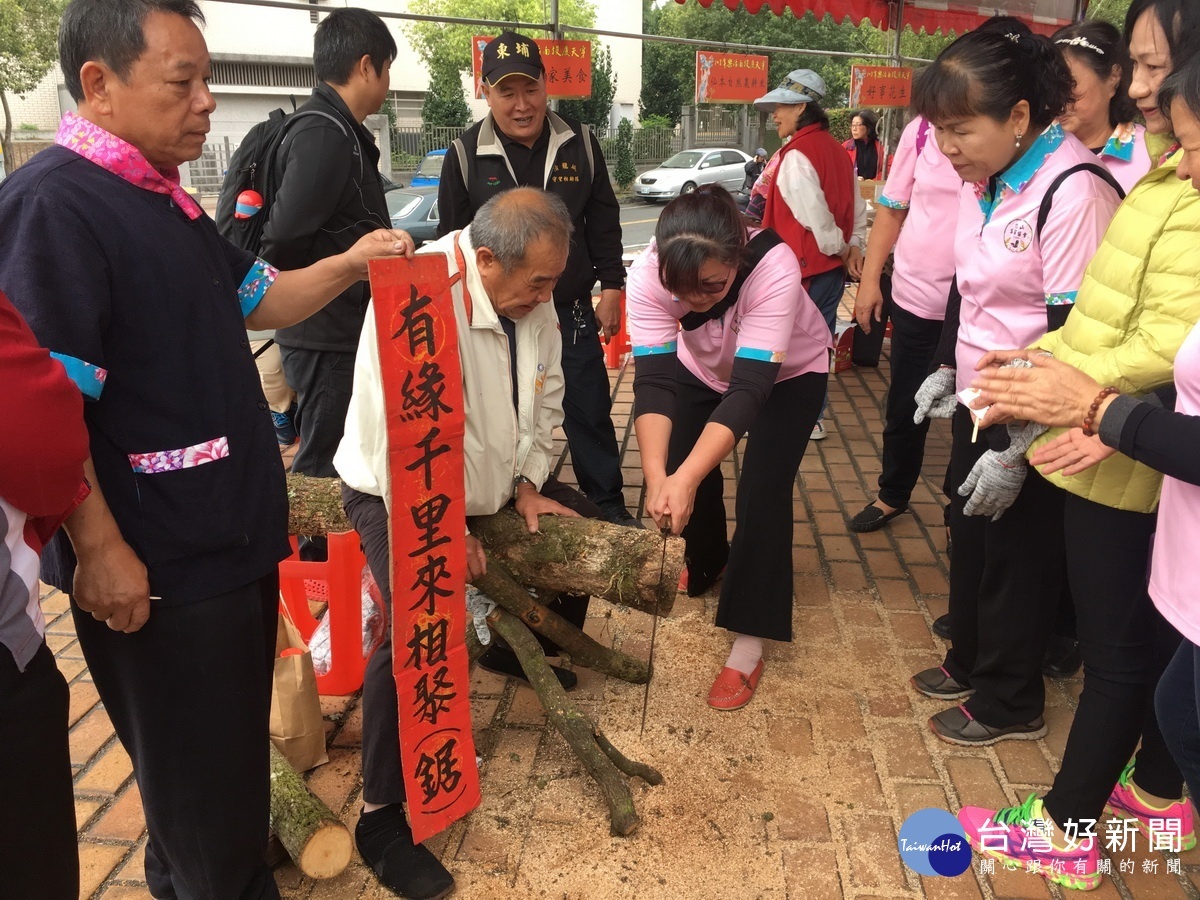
[471,188,573,273]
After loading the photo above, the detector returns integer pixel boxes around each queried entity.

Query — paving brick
[946,757,1009,812]
[910,565,950,596]
[68,678,102,727]
[839,601,882,630]
[888,611,939,651]
[827,750,888,810]
[782,845,844,897]
[56,655,89,682]
[69,706,116,768]
[89,783,146,842]
[303,747,362,816]
[504,685,548,726]
[983,863,1055,898]
[75,796,105,832]
[994,742,1055,787]
[895,537,940,566]
[791,545,822,575]
[820,536,860,562]
[99,886,153,900]
[774,794,830,841]
[813,693,867,742]
[766,716,813,758]
[874,723,936,780]
[843,813,906,889]
[876,578,919,611]
[895,783,952,820]
[113,838,146,882]
[792,574,830,606]
[78,841,129,898]
[74,740,133,795]
[483,729,542,784]
[863,549,907,579]
[331,701,363,748]
[920,872,985,899]
[830,561,869,592]
[42,587,71,616]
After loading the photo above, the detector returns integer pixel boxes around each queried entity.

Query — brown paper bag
[269,604,329,772]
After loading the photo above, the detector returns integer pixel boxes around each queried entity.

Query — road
[619,201,663,262]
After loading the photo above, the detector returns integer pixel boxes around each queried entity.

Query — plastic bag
[310,565,388,677]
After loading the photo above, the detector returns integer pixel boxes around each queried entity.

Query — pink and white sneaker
[958,794,1101,892]
[1104,762,1196,852]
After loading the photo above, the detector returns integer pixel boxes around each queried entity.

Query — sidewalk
[58,297,1200,899]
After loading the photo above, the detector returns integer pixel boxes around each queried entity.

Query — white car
[634,148,752,202]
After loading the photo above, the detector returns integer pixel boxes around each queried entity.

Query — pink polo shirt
[1149,322,1200,645]
[626,234,831,395]
[877,116,961,321]
[954,124,1121,393]
[1095,122,1152,196]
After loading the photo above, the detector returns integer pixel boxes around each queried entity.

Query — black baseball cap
[482,31,545,86]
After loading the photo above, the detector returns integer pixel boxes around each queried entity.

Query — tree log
[286,474,685,615]
[473,566,649,684]
[486,605,663,836]
[268,743,353,879]
[468,509,684,616]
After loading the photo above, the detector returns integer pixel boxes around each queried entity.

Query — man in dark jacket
[742,147,767,193]
[260,8,394,486]
[438,31,639,530]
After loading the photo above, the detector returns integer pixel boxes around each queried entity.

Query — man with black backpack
[255,9,395,499]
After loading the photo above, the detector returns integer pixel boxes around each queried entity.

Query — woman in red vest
[754,70,867,441]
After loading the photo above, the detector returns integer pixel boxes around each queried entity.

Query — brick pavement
[55,299,1200,899]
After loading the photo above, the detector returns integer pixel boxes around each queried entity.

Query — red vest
[763,124,856,279]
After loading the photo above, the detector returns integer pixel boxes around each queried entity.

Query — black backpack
[215,105,349,253]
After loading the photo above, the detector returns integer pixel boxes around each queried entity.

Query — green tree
[0,0,64,174]
[559,43,616,130]
[405,0,597,76]
[421,57,471,128]
[1085,0,1133,27]
[614,116,635,189]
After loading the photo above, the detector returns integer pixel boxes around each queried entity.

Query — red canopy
[674,0,1085,37]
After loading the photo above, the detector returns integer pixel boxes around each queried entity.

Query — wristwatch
[513,474,534,491]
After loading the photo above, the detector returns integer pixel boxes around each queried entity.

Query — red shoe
[707,660,764,710]
[677,568,688,592]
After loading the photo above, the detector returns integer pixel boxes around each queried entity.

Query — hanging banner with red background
[695,51,769,104]
[472,36,593,99]
[370,255,480,844]
[849,65,913,108]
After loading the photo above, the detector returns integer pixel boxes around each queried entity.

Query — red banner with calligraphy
[849,65,913,109]
[695,51,769,104]
[370,255,480,844]
[472,36,593,99]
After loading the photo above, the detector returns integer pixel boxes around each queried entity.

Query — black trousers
[345,476,601,806]
[1042,495,1182,824]
[0,639,77,900]
[72,575,280,900]
[670,368,826,642]
[555,300,625,512]
[942,406,1065,727]
[278,345,356,478]
[876,303,943,510]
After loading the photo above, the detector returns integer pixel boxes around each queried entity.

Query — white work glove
[957,420,1049,521]
[914,367,958,424]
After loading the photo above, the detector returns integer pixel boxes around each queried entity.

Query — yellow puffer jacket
[1030,141,1200,512]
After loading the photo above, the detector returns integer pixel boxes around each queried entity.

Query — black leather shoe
[848,502,908,533]
[601,505,646,529]
[1042,637,1082,679]
[477,645,578,690]
[932,614,951,640]
[356,806,455,899]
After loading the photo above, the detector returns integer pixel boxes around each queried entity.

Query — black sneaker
[929,705,1047,747]
[477,645,578,690]
[931,614,951,640]
[600,505,646,529]
[911,665,973,699]
[355,806,455,900]
[1042,637,1082,679]
[848,502,908,533]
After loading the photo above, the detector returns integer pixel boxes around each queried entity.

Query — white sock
[724,634,763,675]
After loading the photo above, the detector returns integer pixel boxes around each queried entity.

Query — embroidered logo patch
[486,175,502,187]
[1003,218,1033,253]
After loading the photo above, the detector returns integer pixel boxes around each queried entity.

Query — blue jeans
[1155,639,1200,804]
[804,266,845,420]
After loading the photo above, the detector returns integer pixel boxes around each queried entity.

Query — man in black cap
[438,31,637,533]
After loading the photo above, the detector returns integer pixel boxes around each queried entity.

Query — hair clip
[1004,32,1021,43]
[1055,35,1105,55]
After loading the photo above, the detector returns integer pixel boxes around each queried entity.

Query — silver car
[634,148,752,202]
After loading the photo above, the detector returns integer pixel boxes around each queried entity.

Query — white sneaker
[810,421,827,441]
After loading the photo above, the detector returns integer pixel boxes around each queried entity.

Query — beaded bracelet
[1082,387,1119,437]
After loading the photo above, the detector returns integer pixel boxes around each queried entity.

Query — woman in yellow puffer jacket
[956,0,1200,889]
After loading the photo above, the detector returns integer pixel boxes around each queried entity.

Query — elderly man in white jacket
[333,187,604,900]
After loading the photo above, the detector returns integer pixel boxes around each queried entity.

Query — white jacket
[334,228,565,516]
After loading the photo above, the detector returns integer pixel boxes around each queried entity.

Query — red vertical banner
[849,65,913,108]
[369,255,480,844]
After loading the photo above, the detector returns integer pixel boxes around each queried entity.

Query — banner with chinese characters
[695,51,769,104]
[849,65,913,108]
[370,255,480,844]
[472,36,593,99]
